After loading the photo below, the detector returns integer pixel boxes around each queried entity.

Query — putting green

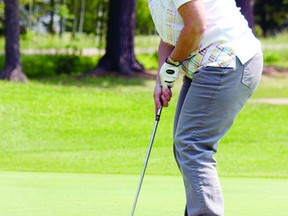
[0,172,287,216]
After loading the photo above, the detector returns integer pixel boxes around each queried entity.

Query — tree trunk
[27,0,33,30]
[78,0,86,35]
[89,0,144,76]
[236,0,255,30]
[59,0,66,37]
[48,0,55,34]
[0,0,27,82]
[95,0,108,48]
[72,0,78,38]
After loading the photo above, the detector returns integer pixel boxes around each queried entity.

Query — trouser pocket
[241,52,263,89]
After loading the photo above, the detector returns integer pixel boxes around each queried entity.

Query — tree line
[0,0,155,37]
[0,0,288,82]
[0,0,286,37]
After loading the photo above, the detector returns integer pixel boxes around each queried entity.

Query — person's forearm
[157,40,174,84]
[170,0,207,62]
[170,25,204,62]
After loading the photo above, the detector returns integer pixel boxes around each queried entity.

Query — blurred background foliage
[0,0,287,38]
[0,0,288,77]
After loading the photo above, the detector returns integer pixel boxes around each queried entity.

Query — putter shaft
[130,106,163,216]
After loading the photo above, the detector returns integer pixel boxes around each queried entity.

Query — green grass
[0,73,287,215]
[1,32,288,216]
[262,49,288,67]
[0,172,287,216]
[1,33,288,73]
[251,75,288,98]
[0,32,286,51]
[0,33,160,50]
[218,103,288,177]
[2,33,104,50]
[260,31,288,45]
[0,74,287,178]
[1,35,288,75]
[0,33,161,51]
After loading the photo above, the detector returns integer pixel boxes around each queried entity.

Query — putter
[130,106,163,216]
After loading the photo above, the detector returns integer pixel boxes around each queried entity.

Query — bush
[0,48,287,79]
[263,49,288,67]
[0,54,99,77]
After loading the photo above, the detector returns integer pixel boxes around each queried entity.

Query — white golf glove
[159,59,180,90]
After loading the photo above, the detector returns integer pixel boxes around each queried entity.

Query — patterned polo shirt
[181,41,236,78]
[148,0,261,79]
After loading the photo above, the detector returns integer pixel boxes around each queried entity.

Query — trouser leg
[174,54,263,216]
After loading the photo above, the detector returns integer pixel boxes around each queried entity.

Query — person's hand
[153,82,172,115]
[159,61,180,91]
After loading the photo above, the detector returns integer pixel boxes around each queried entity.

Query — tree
[78,0,86,35]
[86,0,144,76]
[136,0,155,34]
[0,0,27,82]
[48,0,56,34]
[71,0,78,38]
[254,0,288,36]
[236,0,255,29]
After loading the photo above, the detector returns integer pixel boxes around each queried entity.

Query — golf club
[130,106,163,216]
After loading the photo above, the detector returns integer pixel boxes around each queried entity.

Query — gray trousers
[173,52,263,216]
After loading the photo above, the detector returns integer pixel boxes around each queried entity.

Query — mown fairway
[0,172,287,216]
[0,74,288,215]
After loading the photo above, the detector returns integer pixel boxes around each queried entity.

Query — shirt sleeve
[172,0,191,9]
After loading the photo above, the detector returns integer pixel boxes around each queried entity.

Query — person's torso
[148,0,261,66]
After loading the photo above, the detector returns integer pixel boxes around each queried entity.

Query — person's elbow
[193,17,207,35]
[195,24,206,37]
[185,22,206,38]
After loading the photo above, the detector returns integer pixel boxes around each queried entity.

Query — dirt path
[0,48,156,56]
[249,98,288,105]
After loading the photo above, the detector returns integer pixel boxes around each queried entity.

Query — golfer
[149,0,263,215]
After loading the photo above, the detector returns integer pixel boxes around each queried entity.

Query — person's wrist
[155,80,162,88]
[166,55,181,66]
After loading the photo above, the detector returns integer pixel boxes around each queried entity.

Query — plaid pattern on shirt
[181,41,236,79]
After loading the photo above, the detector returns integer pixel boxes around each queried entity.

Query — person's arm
[154,0,207,112]
[170,0,207,62]
[154,40,174,111]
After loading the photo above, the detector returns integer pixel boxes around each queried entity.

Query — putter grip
[156,106,162,121]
